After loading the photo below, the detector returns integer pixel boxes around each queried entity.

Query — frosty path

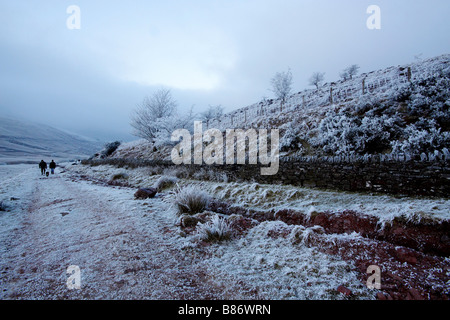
[0,165,226,299]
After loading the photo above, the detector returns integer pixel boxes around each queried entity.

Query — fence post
[329,87,333,104]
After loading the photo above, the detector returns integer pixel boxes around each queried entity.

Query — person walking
[49,160,56,174]
[39,160,47,175]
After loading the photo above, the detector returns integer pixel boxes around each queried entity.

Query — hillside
[210,54,450,158]
[112,54,450,161]
[0,117,103,164]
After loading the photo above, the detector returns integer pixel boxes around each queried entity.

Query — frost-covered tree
[308,72,325,90]
[153,106,196,147]
[201,105,224,123]
[131,88,178,142]
[339,70,350,81]
[270,68,293,103]
[343,65,360,80]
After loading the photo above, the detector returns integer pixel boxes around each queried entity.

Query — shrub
[173,185,210,215]
[146,166,164,176]
[196,215,232,242]
[191,168,229,182]
[111,172,129,180]
[101,141,121,158]
[154,175,178,191]
[180,215,203,228]
[162,167,188,178]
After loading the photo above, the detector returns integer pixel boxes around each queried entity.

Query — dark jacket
[49,161,56,169]
[39,161,47,169]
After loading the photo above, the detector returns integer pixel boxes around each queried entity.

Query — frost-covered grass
[305,68,450,158]
[110,172,129,181]
[67,163,450,225]
[203,181,450,225]
[201,220,374,300]
[1,164,207,299]
[154,175,178,191]
[204,54,450,159]
[104,55,450,161]
[196,215,232,242]
[173,185,210,216]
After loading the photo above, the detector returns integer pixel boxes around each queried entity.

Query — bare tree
[152,106,196,147]
[130,88,177,142]
[340,65,360,81]
[270,68,293,103]
[201,104,224,123]
[339,70,350,81]
[347,64,360,79]
[309,72,325,90]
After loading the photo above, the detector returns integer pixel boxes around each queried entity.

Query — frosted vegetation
[195,215,232,243]
[173,185,210,215]
[124,55,450,162]
[2,56,449,300]
[4,161,446,299]
[35,55,448,300]
[304,69,450,157]
[71,164,450,227]
[204,221,371,299]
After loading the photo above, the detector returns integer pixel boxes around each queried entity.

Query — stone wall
[83,157,450,197]
[269,159,449,197]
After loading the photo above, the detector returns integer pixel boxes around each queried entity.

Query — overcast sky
[1,0,449,141]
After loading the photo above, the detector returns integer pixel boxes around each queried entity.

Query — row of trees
[131,64,360,143]
[270,65,360,102]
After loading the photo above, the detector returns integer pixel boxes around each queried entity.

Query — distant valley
[0,117,103,164]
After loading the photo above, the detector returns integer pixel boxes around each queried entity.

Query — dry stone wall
[83,157,450,197]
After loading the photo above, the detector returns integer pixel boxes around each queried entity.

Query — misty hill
[0,117,103,164]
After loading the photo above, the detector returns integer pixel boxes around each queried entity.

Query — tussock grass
[111,172,129,181]
[173,185,210,216]
[154,175,178,191]
[196,215,232,242]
